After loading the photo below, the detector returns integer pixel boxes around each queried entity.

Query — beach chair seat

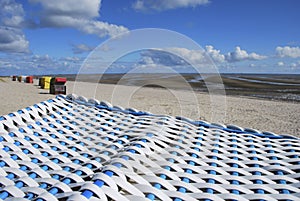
[49,77,67,95]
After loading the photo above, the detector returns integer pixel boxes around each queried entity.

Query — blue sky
[0,0,300,75]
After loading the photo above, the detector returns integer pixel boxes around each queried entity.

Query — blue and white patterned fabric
[0,94,299,200]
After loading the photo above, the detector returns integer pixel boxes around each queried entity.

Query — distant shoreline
[4,73,300,103]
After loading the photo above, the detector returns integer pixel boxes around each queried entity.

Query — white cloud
[0,27,29,53]
[290,61,300,70]
[133,0,210,11]
[166,46,223,64]
[0,0,24,27]
[277,61,285,67]
[127,45,272,74]
[138,56,156,68]
[165,46,265,64]
[276,46,300,58]
[0,53,84,75]
[133,52,187,73]
[225,46,266,62]
[72,44,95,54]
[0,0,29,53]
[32,54,51,62]
[276,61,300,70]
[140,49,187,67]
[163,46,265,64]
[29,0,100,18]
[79,20,128,38]
[62,56,81,62]
[99,44,112,52]
[136,46,266,70]
[29,0,128,38]
[134,46,223,73]
[205,45,225,63]
[164,47,206,64]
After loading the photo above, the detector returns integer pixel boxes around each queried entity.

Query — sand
[0,77,299,137]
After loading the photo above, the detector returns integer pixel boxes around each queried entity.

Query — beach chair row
[12,75,34,83]
[11,75,67,95]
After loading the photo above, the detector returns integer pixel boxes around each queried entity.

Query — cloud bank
[0,0,129,54]
[0,0,29,53]
[28,0,128,38]
[133,0,210,11]
[136,46,266,70]
[276,46,300,58]
[0,53,83,75]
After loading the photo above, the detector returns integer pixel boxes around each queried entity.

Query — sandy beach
[0,77,299,137]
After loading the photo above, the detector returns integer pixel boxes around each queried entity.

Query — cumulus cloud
[136,46,221,71]
[0,27,29,53]
[29,0,100,18]
[0,0,24,27]
[0,0,29,53]
[290,63,297,68]
[132,50,189,73]
[290,61,300,70]
[133,0,210,11]
[163,46,264,64]
[205,45,225,63]
[132,46,269,73]
[72,44,95,54]
[62,56,81,62]
[0,53,84,75]
[137,55,157,68]
[225,46,266,62]
[0,0,128,54]
[277,61,285,67]
[32,54,51,62]
[163,47,216,65]
[28,0,128,38]
[139,49,186,67]
[276,46,300,58]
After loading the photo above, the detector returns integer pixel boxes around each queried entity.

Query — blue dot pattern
[0,94,299,200]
